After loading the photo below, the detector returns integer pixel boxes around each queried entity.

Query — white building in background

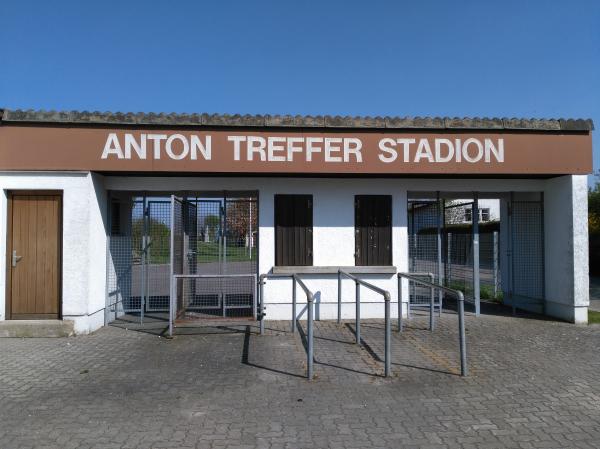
[0,109,593,334]
[448,199,501,224]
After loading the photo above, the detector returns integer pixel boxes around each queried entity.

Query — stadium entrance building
[0,109,593,334]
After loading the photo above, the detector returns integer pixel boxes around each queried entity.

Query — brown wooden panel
[35,196,60,313]
[13,196,35,314]
[274,195,313,266]
[7,193,61,319]
[355,195,392,266]
[304,196,313,266]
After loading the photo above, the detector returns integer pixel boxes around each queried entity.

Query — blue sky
[1,0,599,184]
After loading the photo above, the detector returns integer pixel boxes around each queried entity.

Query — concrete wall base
[0,320,74,337]
[65,313,105,335]
[545,300,588,324]
[263,301,405,321]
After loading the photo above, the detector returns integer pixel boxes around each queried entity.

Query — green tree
[203,215,220,241]
[131,218,171,263]
[589,180,600,232]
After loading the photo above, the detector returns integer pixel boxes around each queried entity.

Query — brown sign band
[0,125,592,174]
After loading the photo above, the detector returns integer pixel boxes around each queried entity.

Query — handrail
[338,270,391,299]
[259,273,315,380]
[397,272,467,377]
[338,269,392,377]
[173,274,256,278]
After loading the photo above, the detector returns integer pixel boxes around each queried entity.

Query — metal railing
[397,272,468,376]
[337,269,392,377]
[258,273,315,380]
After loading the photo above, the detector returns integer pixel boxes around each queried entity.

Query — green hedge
[418,220,500,235]
[590,231,600,276]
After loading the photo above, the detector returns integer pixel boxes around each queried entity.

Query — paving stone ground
[1,305,600,449]
[589,276,600,311]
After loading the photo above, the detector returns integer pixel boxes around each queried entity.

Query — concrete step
[0,320,74,337]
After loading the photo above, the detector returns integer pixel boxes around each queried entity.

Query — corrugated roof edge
[0,109,594,131]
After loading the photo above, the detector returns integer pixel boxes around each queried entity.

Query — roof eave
[0,109,594,132]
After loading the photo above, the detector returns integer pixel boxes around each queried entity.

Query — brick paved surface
[1,307,600,449]
[590,276,600,311]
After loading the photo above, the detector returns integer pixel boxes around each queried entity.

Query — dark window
[274,194,313,266]
[355,195,392,266]
[480,208,490,221]
[464,208,472,222]
[110,201,121,235]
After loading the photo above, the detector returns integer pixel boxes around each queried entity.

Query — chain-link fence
[480,231,501,300]
[106,196,145,322]
[408,201,442,310]
[224,198,258,275]
[145,200,172,311]
[443,231,501,301]
[510,200,544,303]
[408,195,543,314]
[407,197,513,313]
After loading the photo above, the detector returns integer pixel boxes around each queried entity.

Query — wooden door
[7,192,62,319]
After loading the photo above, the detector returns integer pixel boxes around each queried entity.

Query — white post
[472,194,480,315]
[493,231,499,299]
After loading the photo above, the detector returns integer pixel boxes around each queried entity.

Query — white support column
[436,193,443,308]
[472,193,480,315]
[543,175,589,323]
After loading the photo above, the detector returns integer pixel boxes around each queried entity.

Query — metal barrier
[337,270,392,377]
[398,272,468,377]
[169,274,257,337]
[406,272,437,326]
[258,273,315,380]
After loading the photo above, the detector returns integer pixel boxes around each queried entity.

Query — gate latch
[12,250,22,267]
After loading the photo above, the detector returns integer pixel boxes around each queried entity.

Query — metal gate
[106,192,258,326]
[105,194,174,322]
[171,195,258,323]
[145,199,172,312]
[407,200,443,314]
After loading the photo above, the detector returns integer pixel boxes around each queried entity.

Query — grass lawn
[197,241,256,263]
[139,241,257,265]
[589,310,600,324]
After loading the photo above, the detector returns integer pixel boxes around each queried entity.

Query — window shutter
[275,195,313,266]
[355,195,392,266]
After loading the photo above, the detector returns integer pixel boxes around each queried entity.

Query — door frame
[5,190,63,320]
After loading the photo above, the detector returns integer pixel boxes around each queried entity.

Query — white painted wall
[255,179,407,321]
[0,171,108,333]
[0,173,586,333]
[544,175,589,323]
[104,176,551,323]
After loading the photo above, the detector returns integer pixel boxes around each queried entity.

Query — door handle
[12,250,22,267]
